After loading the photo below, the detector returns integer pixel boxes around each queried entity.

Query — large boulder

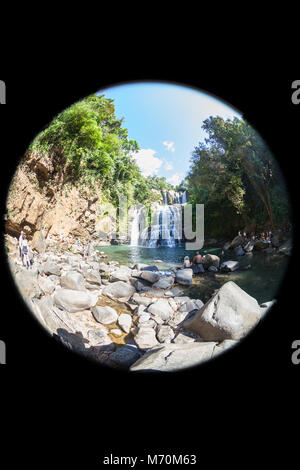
[14,270,41,299]
[175,268,193,286]
[130,342,218,372]
[110,268,131,283]
[102,281,135,302]
[220,261,239,272]
[183,281,261,341]
[230,235,244,249]
[202,254,220,269]
[92,305,118,324]
[152,276,174,290]
[60,271,85,291]
[147,299,174,321]
[42,261,61,276]
[243,240,255,252]
[139,271,161,284]
[85,269,102,285]
[53,288,98,313]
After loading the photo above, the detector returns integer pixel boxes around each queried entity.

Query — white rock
[117,313,132,333]
[92,305,118,324]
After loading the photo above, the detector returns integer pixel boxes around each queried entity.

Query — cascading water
[181,190,187,204]
[130,203,183,248]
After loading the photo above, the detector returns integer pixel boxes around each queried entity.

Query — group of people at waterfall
[182,252,205,274]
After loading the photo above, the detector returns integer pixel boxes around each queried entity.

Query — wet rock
[234,246,245,256]
[139,271,160,284]
[53,288,98,313]
[92,305,118,324]
[254,240,268,250]
[230,235,244,249]
[175,268,193,286]
[183,281,261,341]
[220,260,239,272]
[152,276,174,289]
[208,266,218,272]
[243,240,255,252]
[140,265,159,272]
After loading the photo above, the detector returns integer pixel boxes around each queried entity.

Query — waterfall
[138,205,183,248]
[181,190,187,204]
[163,191,168,205]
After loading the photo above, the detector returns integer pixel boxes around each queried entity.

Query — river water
[96,245,290,305]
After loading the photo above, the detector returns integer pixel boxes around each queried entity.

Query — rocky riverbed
[5,231,282,372]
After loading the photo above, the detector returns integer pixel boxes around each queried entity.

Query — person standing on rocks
[22,234,30,269]
[192,252,205,274]
[18,230,24,262]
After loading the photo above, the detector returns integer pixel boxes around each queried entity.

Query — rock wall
[5,150,116,242]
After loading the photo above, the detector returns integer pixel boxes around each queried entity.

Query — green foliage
[30,94,141,193]
[187,116,290,237]
[29,93,179,210]
[145,175,173,191]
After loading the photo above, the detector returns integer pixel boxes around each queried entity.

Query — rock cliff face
[5,150,116,242]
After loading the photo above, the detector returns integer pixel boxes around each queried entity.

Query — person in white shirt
[18,230,24,261]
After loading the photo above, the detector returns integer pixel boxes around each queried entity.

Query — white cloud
[163,141,175,152]
[133,148,163,177]
[164,161,174,171]
[167,172,184,187]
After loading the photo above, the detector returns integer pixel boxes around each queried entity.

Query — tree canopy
[187,116,290,237]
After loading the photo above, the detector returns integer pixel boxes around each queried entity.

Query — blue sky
[98,82,242,187]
